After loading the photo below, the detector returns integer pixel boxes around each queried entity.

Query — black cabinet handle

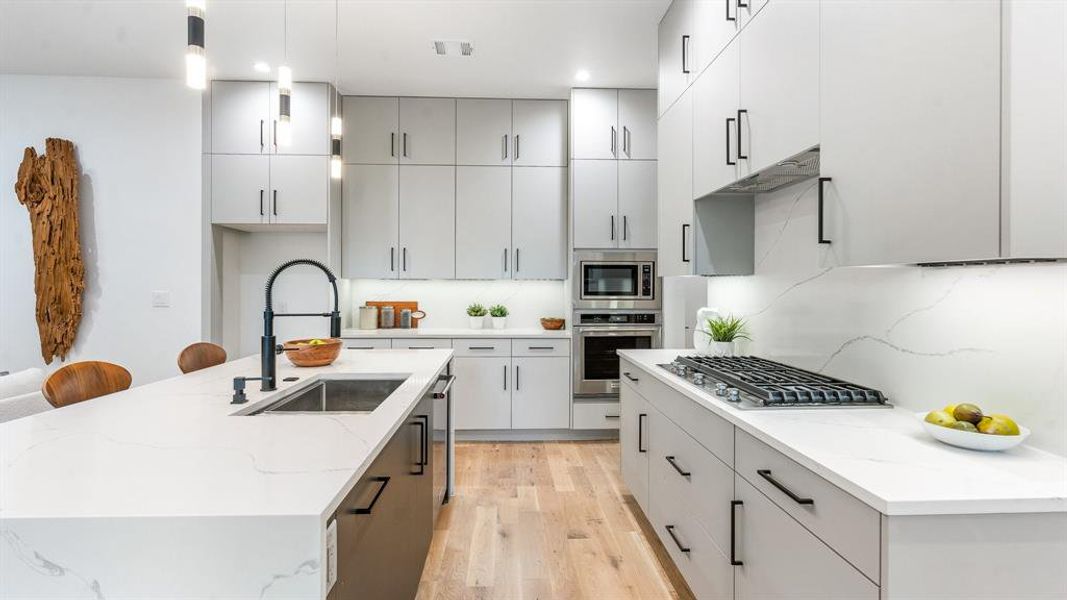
[391,132,396,157]
[350,476,390,515]
[412,418,426,475]
[259,189,264,215]
[638,413,647,453]
[514,248,520,272]
[346,346,375,350]
[611,126,617,157]
[273,119,278,148]
[272,189,278,216]
[726,0,736,21]
[515,365,520,390]
[623,215,628,241]
[757,469,814,505]
[515,134,521,161]
[390,247,395,271]
[407,346,436,350]
[527,346,554,350]
[402,247,408,271]
[502,134,508,160]
[623,372,639,382]
[730,500,743,565]
[260,119,265,150]
[725,117,737,166]
[402,132,408,157]
[610,215,616,240]
[503,248,508,272]
[604,414,620,419]
[665,455,691,478]
[736,109,748,160]
[738,0,749,9]
[469,346,496,350]
[681,35,691,74]
[503,365,507,390]
[681,224,691,263]
[665,525,691,553]
[818,177,832,245]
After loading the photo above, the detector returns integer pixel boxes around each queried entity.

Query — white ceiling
[1,0,669,98]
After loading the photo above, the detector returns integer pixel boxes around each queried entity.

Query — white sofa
[0,368,52,423]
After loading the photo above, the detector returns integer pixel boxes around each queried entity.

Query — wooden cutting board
[366,300,422,328]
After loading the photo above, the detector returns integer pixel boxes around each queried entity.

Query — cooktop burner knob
[715,382,728,396]
[692,373,705,386]
[726,388,741,402]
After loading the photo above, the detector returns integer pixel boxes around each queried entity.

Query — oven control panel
[577,312,659,325]
[641,264,653,297]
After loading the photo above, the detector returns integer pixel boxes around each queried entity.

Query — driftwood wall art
[14,138,85,364]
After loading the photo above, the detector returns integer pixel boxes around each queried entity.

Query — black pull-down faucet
[232,258,341,402]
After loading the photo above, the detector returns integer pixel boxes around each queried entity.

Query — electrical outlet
[151,290,171,308]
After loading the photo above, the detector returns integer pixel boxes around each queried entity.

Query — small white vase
[491,317,507,329]
[712,341,735,357]
[469,316,485,329]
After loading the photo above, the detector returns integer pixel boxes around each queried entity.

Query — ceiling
[0,0,668,98]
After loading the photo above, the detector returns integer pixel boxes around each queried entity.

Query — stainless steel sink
[247,377,407,415]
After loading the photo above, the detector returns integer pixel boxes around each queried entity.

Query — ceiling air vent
[432,40,474,57]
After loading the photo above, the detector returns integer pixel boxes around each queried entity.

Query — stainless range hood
[715,146,820,194]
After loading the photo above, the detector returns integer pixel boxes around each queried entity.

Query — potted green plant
[467,303,488,329]
[701,315,750,356]
[489,304,509,329]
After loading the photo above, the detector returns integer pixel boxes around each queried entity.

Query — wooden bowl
[284,338,342,367]
[540,318,566,331]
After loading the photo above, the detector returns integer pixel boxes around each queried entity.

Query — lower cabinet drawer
[512,338,570,357]
[341,338,392,350]
[392,338,452,350]
[650,467,735,600]
[571,401,621,430]
[452,338,511,357]
[735,429,881,583]
[640,370,734,467]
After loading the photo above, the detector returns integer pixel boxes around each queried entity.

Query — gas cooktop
[657,355,891,409]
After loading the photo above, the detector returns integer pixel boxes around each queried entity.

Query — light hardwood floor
[417,441,694,599]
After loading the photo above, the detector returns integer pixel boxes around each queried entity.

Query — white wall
[0,75,202,385]
[347,279,567,330]
[698,180,1067,456]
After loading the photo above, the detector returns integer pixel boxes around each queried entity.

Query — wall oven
[573,311,662,398]
[573,251,660,310]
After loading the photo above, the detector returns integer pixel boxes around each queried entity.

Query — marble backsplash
[701,180,1067,455]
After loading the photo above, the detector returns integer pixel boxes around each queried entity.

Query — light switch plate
[325,519,338,591]
[151,290,171,308]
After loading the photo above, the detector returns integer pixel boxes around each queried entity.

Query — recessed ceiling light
[253,61,270,73]
[574,70,590,82]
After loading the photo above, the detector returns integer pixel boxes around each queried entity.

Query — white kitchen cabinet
[512,167,566,279]
[512,100,568,166]
[571,89,618,160]
[452,356,512,430]
[692,40,740,199]
[617,90,657,160]
[342,164,399,279]
[456,166,511,279]
[269,156,328,225]
[342,96,399,165]
[269,82,331,156]
[819,0,1001,266]
[618,161,657,249]
[211,81,272,155]
[735,477,879,600]
[512,357,570,429]
[457,99,512,166]
[738,0,819,177]
[572,160,619,248]
[690,0,739,77]
[658,0,695,116]
[211,154,270,224]
[399,98,456,165]
[657,90,694,276]
[399,166,455,279]
[620,382,650,511]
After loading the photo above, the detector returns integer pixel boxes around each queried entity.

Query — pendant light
[185,0,206,90]
[276,0,293,146]
[330,0,343,179]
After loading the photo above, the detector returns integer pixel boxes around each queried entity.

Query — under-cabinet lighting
[185,0,206,90]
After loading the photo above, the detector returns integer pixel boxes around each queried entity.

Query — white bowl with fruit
[918,404,1029,451]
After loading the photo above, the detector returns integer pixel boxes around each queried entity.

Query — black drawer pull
[623,372,639,382]
[665,455,691,478]
[638,413,647,453]
[350,476,390,515]
[407,346,436,350]
[665,525,691,553]
[757,469,814,505]
[604,414,620,419]
[468,346,496,350]
[346,346,375,350]
[730,500,743,565]
[818,177,833,245]
[412,417,427,475]
[527,346,555,350]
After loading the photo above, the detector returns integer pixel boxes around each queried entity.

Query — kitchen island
[618,349,1067,599]
[0,349,452,599]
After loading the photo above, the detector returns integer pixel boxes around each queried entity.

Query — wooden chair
[177,342,227,374]
[41,361,132,408]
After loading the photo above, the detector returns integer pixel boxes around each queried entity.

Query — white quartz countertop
[340,327,570,339]
[619,350,1067,516]
[0,349,452,520]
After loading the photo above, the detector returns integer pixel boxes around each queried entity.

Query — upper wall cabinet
[211,81,330,156]
[342,97,456,165]
[657,90,694,277]
[211,155,328,226]
[342,96,399,164]
[572,89,656,160]
[819,0,1002,266]
[399,98,456,165]
[456,99,567,166]
[658,0,695,117]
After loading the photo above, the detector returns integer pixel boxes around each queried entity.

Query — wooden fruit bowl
[284,338,342,367]
[540,318,566,330]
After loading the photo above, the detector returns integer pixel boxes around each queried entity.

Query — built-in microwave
[573,251,660,310]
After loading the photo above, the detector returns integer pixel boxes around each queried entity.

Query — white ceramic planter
[491,317,507,329]
[469,316,485,329]
[712,341,735,357]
